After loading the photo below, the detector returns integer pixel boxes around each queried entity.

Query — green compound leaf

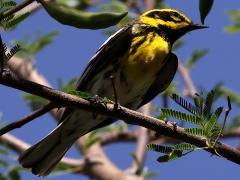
[199,0,214,24]
[205,114,217,134]
[225,10,240,33]
[0,0,17,9]
[161,108,202,125]
[203,90,215,117]
[146,144,173,154]
[15,31,59,57]
[225,24,240,33]
[4,12,29,29]
[38,0,127,29]
[173,143,197,151]
[7,166,21,180]
[185,128,206,137]
[214,106,223,119]
[172,94,199,115]
[157,150,182,163]
[210,127,221,140]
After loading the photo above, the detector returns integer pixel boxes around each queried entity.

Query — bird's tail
[19,122,76,177]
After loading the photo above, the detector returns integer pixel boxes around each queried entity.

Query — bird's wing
[138,53,178,108]
[76,26,133,91]
[60,26,133,122]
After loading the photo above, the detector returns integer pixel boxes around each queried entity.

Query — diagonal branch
[0,70,240,165]
[0,102,56,136]
[0,0,34,19]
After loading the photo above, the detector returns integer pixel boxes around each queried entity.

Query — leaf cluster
[148,90,230,163]
[0,0,29,30]
[225,10,240,33]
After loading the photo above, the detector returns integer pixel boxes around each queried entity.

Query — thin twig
[144,0,156,10]
[0,0,34,20]
[0,70,239,165]
[178,62,197,97]
[213,96,232,147]
[129,103,150,174]
[0,102,56,136]
[100,131,138,145]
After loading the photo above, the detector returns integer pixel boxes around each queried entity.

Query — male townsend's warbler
[19,9,206,176]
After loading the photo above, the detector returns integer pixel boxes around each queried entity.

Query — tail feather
[19,123,75,176]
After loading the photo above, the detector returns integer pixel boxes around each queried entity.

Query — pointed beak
[188,23,208,31]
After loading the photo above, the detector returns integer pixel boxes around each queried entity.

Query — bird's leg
[109,75,119,109]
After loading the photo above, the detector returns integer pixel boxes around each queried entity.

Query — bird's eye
[173,12,178,17]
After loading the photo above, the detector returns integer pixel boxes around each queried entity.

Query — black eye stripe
[146,11,186,23]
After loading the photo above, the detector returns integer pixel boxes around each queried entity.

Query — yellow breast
[124,32,170,82]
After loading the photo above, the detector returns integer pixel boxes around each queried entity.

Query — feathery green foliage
[157,150,182,163]
[171,94,198,115]
[225,10,240,33]
[4,12,29,29]
[0,0,30,30]
[14,31,59,57]
[185,128,206,137]
[146,144,173,154]
[173,143,197,151]
[161,108,201,125]
[149,90,231,163]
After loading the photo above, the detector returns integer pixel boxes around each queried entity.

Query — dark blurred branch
[0,70,240,165]
[0,102,56,136]
[223,128,240,138]
[100,131,138,145]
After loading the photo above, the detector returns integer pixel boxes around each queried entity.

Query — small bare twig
[144,0,156,10]
[0,102,56,136]
[129,103,151,174]
[178,62,197,97]
[100,131,138,145]
[213,96,232,147]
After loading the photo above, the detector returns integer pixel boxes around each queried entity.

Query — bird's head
[138,9,207,44]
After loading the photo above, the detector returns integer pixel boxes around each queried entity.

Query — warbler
[19,9,206,176]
